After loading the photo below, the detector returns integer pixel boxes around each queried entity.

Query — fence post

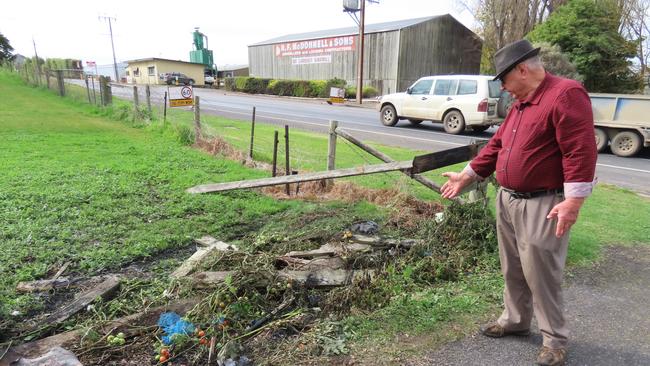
[284,125,291,196]
[145,85,152,116]
[327,120,338,188]
[194,96,201,141]
[163,91,168,124]
[91,76,97,105]
[55,70,65,97]
[133,85,139,120]
[85,76,92,104]
[248,106,256,159]
[272,131,279,177]
[467,139,488,204]
[45,70,50,90]
[99,76,112,106]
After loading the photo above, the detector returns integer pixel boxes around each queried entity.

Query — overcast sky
[1,0,476,67]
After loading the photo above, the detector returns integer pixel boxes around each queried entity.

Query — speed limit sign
[180,86,192,99]
[168,86,194,107]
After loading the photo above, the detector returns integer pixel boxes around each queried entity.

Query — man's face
[500,64,526,100]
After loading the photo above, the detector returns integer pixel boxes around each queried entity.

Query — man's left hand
[547,197,585,237]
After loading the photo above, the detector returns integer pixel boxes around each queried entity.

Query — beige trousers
[495,188,570,350]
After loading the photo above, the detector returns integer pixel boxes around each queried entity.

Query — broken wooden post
[145,85,152,115]
[272,131,279,177]
[194,95,201,140]
[327,120,338,188]
[249,107,256,159]
[171,238,238,278]
[335,127,444,193]
[284,125,290,195]
[187,160,413,194]
[25,275,120,333]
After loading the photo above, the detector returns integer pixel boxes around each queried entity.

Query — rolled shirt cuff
[564,178,598,198]
[462,164,482,181]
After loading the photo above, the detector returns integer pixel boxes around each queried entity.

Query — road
[71,80,650,196]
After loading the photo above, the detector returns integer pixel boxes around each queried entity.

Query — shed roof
[124,57,204,66]
[250,15,447,46]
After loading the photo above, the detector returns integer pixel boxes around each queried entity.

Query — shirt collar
[519,72,552,106]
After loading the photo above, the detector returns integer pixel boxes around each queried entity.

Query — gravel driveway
[416,245,650,365]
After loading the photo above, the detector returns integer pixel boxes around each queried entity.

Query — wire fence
[5,63,452,199]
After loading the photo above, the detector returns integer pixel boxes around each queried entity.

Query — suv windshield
[410,79,433,94]
[488,80,502,98]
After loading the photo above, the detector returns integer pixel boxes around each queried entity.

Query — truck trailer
[590,93,650,157]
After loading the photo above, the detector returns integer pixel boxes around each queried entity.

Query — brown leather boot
[536,346,567,366]
[480,322,530,338]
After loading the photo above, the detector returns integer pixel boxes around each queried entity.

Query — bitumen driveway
[414,245,650,366]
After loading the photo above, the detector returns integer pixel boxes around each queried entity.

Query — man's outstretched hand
[441,171,474,199]
[547,197,585,237]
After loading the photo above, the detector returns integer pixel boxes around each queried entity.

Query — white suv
[378,75,506,134]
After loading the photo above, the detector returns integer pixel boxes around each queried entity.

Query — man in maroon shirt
[441,40,597,366]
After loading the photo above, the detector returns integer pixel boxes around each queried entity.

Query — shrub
[268,79,294,96]
[309,80,327,97]
[362,86,379,98]
[224,77,236,91]
[174,124,195,146]
[244,77,271,94]
[233,77,248,91]
[344,86,379,99]
[345,87,356,99]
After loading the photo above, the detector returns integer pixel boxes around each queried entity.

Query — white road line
[203,107,463,147]
[597,163,650,174]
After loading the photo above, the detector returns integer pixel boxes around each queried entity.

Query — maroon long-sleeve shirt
[470,73,597,194]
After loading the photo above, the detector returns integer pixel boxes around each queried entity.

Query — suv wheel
[380,105,398,126]
[443,111,465,135]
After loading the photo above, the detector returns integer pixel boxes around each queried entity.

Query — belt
[502,188,563,199]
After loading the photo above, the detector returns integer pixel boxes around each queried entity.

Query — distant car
[164,72,195,86]
[377,75,508,134]
[204,73,215,85]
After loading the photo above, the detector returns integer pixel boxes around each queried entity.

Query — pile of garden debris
[0,221,422,365]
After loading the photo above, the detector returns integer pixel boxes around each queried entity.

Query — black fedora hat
[493,40,541,81]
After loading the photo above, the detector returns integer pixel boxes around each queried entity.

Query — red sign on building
[275,35,356,58]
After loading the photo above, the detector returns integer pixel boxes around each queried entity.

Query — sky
[1,0,477,68]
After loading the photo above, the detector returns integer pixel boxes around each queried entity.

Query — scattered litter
[14,346,82,366]
[157,312,196,345]
[350,221,379,235]
[11,310,21,316]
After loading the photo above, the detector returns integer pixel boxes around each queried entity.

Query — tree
[617,0,649,84]
[460,0,567,73]
[534,41,583,81]
[528,0,643,92]
[0,32,14,61]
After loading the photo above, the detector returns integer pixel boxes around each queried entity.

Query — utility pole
[356,0,366,104]
[100,15,119,83]
[32,37,42,85]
